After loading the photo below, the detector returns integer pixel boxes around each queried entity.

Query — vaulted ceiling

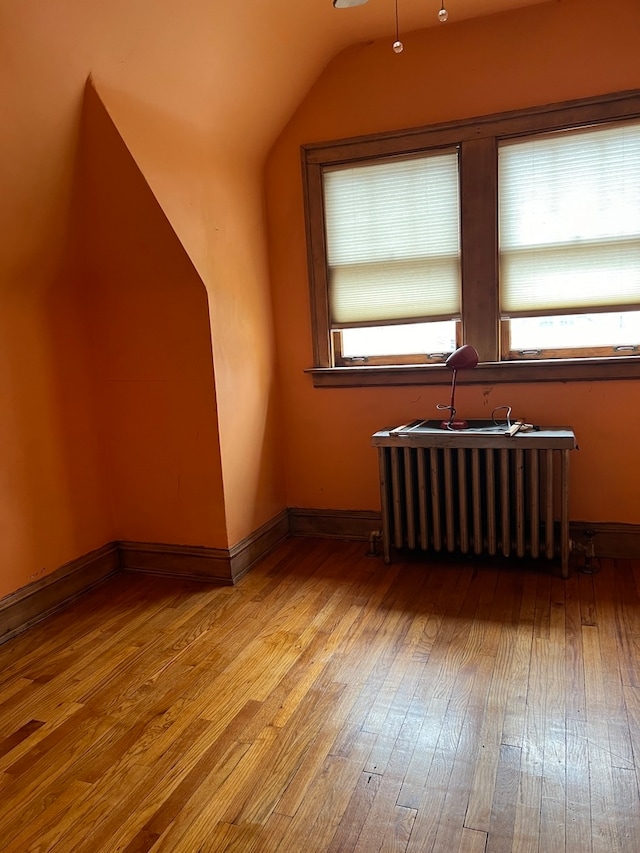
[80,0,553,159]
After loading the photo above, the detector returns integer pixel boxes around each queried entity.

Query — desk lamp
[437,344,479,430]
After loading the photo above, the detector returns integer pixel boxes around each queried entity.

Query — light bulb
[438,6,448,22]
[393,39,404,53]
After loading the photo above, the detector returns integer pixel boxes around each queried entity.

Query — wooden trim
[288,511,640,560]
[0,514,292,645]
[332,321,463,368]
[120,511,291,585]
[501,318,639,361]
[302,89,640,165]
[506,345,639,360]
[460,136,498,362]
[0,543,120,646]
[307,356,640,388]
[302,158,332,367]
[2,515,636,647]
[302,89,640,372]
[570,522,640,559]
[229,510,290,582]
[336,352,454,367]
[119,541,233,584]
[289,508,382,541]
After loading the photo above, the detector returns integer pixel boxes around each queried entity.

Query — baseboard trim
[120,510,291,584]
[0,543,120,646]
[289,509,640,559]
[2,513,637,647]
[570,521,640,559]
[288,507,382,541]
[0,511,291,645]
[119,540,233,584]
[229,510,290,582]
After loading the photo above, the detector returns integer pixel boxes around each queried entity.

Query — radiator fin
[382,445,565,562]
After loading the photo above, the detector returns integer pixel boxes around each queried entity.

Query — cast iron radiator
[372,424,577,577]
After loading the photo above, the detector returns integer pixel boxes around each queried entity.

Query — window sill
[306,357,640,388]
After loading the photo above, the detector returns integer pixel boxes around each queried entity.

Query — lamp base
[440,418,469,430]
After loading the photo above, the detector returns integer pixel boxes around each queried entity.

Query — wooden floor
[1,538,639,852]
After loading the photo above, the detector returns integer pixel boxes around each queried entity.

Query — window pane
[341,321,457,358]
[509,311,640,351]
[499,120,640,315]
[324,151,461,326]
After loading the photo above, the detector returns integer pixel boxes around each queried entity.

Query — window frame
[301,88,640,388]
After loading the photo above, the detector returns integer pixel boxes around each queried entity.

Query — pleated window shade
[499,120,640,317]
[323,151,461,329]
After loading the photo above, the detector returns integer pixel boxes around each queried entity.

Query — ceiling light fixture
[392,0,403,53]
[332,1,450,51]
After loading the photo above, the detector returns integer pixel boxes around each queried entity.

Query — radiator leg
[378,448,392,564]
[560,448,570,578]
[366,530,382,558]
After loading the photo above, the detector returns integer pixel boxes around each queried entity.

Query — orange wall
[0,119,114,600]
[266,0,640,525]
[1,0,364,600]
[80,85,228,547]
[89,81,288,546]
[1,0,637,603]
[0,0,321,599]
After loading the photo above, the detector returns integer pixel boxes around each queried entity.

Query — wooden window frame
[301,88,640,388]
[332,321,462,367]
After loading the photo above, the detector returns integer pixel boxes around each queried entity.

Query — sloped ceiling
[83,0,553,160]
[1,0,553,284]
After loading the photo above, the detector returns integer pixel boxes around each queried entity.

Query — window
[301,89,640,386]
[499,121,640,359]
[323,151,461,365]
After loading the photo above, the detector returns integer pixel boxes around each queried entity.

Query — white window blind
[323,151,461,328]
[499,120,640,316]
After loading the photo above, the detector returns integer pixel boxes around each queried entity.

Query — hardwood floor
[0,537,639,852]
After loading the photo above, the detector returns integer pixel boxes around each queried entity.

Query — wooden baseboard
[288,509,640,559]
[570,521,640,559]
[2,512,637,647]
[120,511,291,584]
[0,543,120,646]
[0,511,291,645]
[118,541,233,584]
[229,510,290,582]
[288,508,382,541]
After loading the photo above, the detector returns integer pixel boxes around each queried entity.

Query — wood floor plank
[2,778,93,853]
[564,568,587,723]
[485,743,521,853]
[406,705,469,853]
[565,715,593,853]
[0,676,33,707]
[583,624,622,853]
[92,717,238,852]
[612,561,640,689]
[149,731,276,851]
[512,632,550,853]
[0,539,638,852]
[539,577,567,853]
[0,700,84,774]
[429,702,484,852]
[458,827,489,853]
[276,729,377,853]
[624,684,640,803]
[611,766,640,852]
[464,621,515,832]
[592,563,636,771]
